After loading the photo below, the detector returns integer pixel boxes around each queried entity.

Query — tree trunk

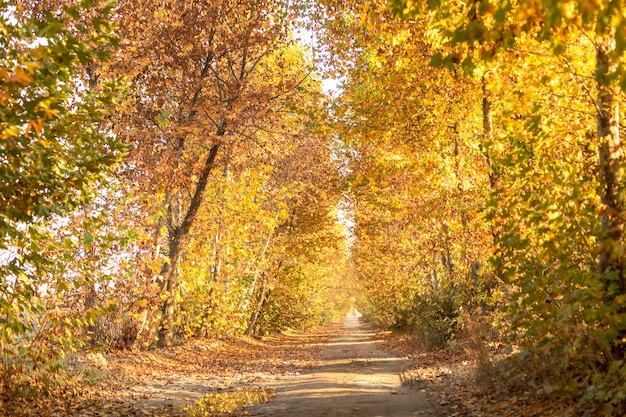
[150,41,220,349]
[480,77,509,289]
[596,39,624,298]
[481,78,496,190]
[156,142,221,348]
[212,143,233,283]
[245,258,283,337]
[245,275,268,337]
[238,231,273,313]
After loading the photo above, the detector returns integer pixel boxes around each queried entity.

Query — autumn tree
[109,0,350,346]
[395,0,626,281]
[246,122,348,336]
[0,0,125,395]
[310,0,626,412]
[155,37,350,340]
[383,0,626,412]
[315,1,495,346]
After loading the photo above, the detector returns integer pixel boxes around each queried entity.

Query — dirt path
[250,315,438,417]
[4,317,448,417]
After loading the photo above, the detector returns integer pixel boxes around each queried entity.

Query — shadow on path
[250,315,438,417]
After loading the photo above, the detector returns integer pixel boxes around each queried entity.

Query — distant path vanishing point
[250,315,438,417]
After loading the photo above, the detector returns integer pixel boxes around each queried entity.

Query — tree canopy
[2,0,626,415]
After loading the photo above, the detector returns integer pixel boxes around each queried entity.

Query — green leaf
[429,52,443,67]
[82,231,94,245]
[427,0,440,11]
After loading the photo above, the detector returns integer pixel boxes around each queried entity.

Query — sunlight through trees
[2,0,626,415]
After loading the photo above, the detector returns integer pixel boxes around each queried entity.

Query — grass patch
[183,387,275,416]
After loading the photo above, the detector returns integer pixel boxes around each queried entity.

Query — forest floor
[381,328,579,417]
[3,316,578,417]
[249,315,438,417]
[3,326,334,417]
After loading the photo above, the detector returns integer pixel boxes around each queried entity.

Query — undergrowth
[183,387,275,417]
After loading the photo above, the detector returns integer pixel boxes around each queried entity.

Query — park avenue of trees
[2,1,626,416]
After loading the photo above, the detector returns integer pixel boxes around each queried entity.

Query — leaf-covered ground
[2,325,338,417]
[3,322,585,417]
[381,331,580,417]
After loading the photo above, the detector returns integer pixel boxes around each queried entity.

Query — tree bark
[238,230,274,314]
[245,258,284,337]
[480,77,510,289]
[151,40,220,348]
[156,142,221,347]
[212,142,233,283]
[481,78,496,190]
[596,39,624,298]
[245,275,268,337]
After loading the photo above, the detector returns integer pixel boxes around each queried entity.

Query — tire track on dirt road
[250,315,439,417]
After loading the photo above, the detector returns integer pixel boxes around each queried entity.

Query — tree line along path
[1,1,625,416]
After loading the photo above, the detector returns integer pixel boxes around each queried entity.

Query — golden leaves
[0,89,9,105]
[27,118,45,136]
[4,66,34,85]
